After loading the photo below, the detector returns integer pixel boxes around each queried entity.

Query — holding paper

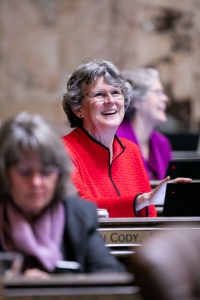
[136,176,192,212]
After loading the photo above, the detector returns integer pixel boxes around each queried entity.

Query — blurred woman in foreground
[0,112,124,277]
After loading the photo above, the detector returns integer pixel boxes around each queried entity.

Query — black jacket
[62,196,124,273]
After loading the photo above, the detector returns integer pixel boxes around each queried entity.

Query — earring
[79,113,83,118]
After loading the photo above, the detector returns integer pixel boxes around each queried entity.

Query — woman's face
[8,153,59,218]
[77,76,125,136]
[135,79,169,125]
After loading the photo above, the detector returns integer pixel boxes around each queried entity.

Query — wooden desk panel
[1,273,140,300]
[98,217,200,246]
[100,227,176,244]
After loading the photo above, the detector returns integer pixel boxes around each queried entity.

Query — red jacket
[63,128,156,218]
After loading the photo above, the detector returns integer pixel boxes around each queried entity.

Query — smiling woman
[62,60,191,218]
[62,60,156,218]
[117,68,172,180]
[72,76,126,147]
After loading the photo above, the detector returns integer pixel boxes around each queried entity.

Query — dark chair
[129,227,200,300]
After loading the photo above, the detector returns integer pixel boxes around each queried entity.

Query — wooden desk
[98,217,200,247]
[98,217,200,269]
[1,273,140,300]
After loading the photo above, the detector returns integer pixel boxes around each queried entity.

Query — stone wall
[0,0,199,133]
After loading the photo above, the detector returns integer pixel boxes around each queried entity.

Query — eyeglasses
[14,165,60,178]
[84,88,124,103]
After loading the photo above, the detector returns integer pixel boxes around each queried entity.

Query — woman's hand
[150,176,192,206]
[135,177,192,211]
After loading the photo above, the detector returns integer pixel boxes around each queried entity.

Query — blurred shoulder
[152,130,171,146]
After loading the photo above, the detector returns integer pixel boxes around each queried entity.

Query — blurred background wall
[0,0,199,134]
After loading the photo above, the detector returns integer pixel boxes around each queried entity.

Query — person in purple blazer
[117,68,172,180]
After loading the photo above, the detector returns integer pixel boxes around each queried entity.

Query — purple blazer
[117,120,172,180]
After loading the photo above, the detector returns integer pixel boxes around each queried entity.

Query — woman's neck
[83,126,115,162]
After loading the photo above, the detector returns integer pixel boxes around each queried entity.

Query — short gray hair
[0,112,75,204]
[122,68,160,119]
[63,60,131,128]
